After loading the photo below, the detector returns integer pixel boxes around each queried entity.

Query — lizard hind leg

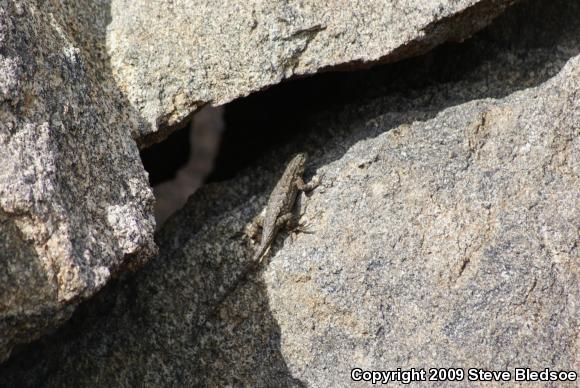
[274,213,293,229]
[292,205,324,238]
[284,212,315,242]
[291,219,314,238]
[247,213,264,242]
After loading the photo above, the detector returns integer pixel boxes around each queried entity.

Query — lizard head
[290,152,307,174]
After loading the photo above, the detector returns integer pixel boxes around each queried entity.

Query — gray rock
[108,0,519,145]
[0,0,522,362]
[0,0,578,386]
[0,1,156,361]
[0,0,519,364]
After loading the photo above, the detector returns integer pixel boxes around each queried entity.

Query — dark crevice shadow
[1,0,579,386]
[140,124,192,186]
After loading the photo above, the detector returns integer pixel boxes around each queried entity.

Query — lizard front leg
[295,175,320,192]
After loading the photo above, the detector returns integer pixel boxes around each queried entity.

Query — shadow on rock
[0,180,306,386]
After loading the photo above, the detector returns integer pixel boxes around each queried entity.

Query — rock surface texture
[0,0,519,362]
[108,0,518,145]
[0,0,577,385]
[0,2,156,361]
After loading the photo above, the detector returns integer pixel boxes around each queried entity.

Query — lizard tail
[252,245,269,263]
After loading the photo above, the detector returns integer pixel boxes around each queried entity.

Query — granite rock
[0,0,578,386]
[0,1,156,362]
[108,0,519,145]
[0,0,522,362]
[0,0,520,365]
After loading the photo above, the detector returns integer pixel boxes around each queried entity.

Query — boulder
[0,1,156,362]
[0,0,576,384]
[107,0,519,145]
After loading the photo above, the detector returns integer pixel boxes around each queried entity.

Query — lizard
[209,153,319,317]
[251,152,319,264]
